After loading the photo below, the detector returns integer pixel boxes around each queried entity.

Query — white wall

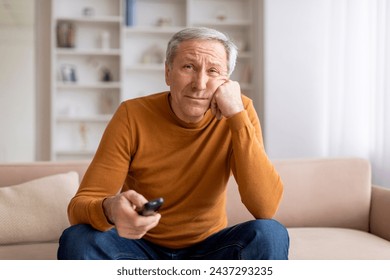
[263,0,329,158]
[0,25,35,162]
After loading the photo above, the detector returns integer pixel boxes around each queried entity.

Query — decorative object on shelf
[82,7,94,17]
[79,123,88,150]
[216,8,227,21]
[101,67,112,82]
[60,64,77,83]
[141,44,165,64]
[56,22,75,48]
[126,0,136,26]
[100,31,110,50]
[156,17,172,27]
[86,58,113,82]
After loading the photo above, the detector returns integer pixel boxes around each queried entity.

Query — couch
[0,158,389,260]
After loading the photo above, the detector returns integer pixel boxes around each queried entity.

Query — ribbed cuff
[90,198,115,231]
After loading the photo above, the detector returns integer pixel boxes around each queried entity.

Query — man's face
[165,39,228,123]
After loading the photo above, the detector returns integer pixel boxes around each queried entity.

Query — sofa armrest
[369,185,390,241]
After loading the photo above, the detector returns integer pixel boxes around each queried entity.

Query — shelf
[56,150,96,156]
[55,16,122,23]
[56,48,121,56]
[125,26,184,34]
[56,115,113,123]
[56,82,121,89]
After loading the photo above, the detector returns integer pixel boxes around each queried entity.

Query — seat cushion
[0,242,58,260]
[288,227,390,259]
[2,228,390,260]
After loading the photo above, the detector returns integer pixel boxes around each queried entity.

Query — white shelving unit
[51,0,123,160]
[50,0,260,160]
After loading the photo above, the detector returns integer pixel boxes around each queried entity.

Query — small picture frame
[60,64,77,83]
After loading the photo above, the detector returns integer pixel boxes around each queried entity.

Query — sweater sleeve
[227,97,283,219]
[67,102,132,231]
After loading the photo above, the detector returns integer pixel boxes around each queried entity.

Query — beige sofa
[0,158,389,260]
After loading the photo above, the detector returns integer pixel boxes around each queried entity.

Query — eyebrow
[182,55,227,69]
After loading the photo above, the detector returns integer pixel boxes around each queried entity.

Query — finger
[213,80,244,118]
[122,190,148,210]
[210,93,224,120]
[131,212,161,227]
[117,213,161,239]
[142,213,161,230]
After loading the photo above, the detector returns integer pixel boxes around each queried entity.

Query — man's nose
[192,71,208,90]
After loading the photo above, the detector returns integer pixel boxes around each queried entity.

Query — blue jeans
[57,219,289,260]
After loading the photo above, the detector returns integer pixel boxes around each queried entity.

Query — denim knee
[58,224,109,260]
[58,224,156,260]
[240,219,289,260]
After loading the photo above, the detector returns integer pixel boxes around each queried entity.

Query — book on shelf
[126,0,136,26]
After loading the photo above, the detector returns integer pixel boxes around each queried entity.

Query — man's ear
[165,62,171,86]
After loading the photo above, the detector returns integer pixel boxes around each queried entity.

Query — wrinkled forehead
[175,39,228,65]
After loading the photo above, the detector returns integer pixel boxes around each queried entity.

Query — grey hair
[165,27,238,76]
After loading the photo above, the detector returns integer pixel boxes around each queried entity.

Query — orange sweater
[68,92,283,249]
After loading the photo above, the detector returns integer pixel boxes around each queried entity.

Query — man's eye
[208,68,220,76]
[183,65,193,70]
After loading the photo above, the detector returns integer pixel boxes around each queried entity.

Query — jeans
[57,219,289,260]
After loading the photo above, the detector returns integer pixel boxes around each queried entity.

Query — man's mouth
[186,96,208,101]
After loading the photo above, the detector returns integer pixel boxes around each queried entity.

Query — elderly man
[58,27,289,260]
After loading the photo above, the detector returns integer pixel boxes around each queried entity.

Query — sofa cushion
[0,172,78,245]
[288,227,390,259]
[0,242,59,260]
[273,158,371,231]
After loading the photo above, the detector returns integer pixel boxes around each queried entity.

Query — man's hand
[103,190,161,239]
[210,80,244,120]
